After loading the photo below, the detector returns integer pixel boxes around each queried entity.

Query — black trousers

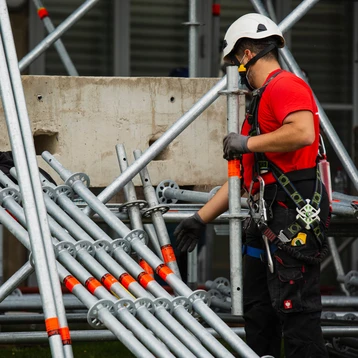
[243,202,328,358]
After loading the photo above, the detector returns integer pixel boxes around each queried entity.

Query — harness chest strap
[246,71,325,246]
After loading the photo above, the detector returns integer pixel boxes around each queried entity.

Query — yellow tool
[291,232,307,246]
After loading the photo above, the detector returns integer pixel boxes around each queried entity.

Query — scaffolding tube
[0,8,67,356]
[132,148,182,279]
[3,174,203,358]
[221,65,245,315]
[32,0,78,75]
[0,261,34,303]
[0,326,357,344]
[19,0,100,72]
[0,205,155,358]
[34,175,218,358]
[1,195,177,358]
[42,152,259,357]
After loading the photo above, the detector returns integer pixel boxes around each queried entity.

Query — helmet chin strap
[243,43,277,71]
[230,43,278,70]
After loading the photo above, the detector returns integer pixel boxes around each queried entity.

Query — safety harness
[245,70,329,265]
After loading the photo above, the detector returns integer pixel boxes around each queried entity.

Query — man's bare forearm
[197,181,229,223]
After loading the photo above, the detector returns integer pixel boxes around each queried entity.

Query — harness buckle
[295,199,321,230]
[278,230,291,244]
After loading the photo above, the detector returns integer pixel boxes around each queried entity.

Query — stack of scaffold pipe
[0,0,357,356]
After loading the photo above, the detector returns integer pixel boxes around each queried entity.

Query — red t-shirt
[241,69,319,192]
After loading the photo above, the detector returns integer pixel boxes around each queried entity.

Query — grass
[0,342,135,358]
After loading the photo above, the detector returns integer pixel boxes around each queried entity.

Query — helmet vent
[257,24,267,32]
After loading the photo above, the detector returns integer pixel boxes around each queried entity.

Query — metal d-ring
[65,172,90,188]
[87,299,114,328]
[155,179,179,204]
[118,200,148,212]
[142,205,169,218]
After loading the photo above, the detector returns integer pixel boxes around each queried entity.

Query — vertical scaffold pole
[132,149,182,279]
[224,66,245,315]
[41,152,260,358]
[0,5,68,355]
[115,144,162,257]
[187,0,200,77]
[115,144,157,277]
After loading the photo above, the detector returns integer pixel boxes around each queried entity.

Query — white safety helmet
[222,13,285,62]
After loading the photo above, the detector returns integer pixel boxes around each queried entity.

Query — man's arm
[247,110,315,153]
[197,181,229,223]
[174,181,234,252]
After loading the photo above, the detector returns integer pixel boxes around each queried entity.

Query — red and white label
[284,300,292,309]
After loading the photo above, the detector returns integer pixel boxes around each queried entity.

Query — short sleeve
[268,77,315,125]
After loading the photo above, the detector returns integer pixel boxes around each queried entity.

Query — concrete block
[0,76,228,188]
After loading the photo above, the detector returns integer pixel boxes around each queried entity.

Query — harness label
[284,300,293,310]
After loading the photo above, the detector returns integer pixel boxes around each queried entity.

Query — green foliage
[0,342,135,358]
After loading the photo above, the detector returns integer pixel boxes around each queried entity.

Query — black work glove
[174,212,206,252]
[223,132,250,160]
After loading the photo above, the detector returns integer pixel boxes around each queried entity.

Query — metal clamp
[87,299,114,328]
[188,289,211,306]
[54,241,76,258]
[65,172,90,188]
[118,200,148,212]
[42,186,56,201]
[123,229,148,246]
[93,240,111,253]
[142,205,169,218]
[0,187,21,205]
[155,179,179,204]
[134,297,154,313]
[219,89,248,96]
[74,240,95,256]
[110,238,131,255]
[153,298,172,313]
[54,185,74,201]
[114,299,136,316]
[171,296,192,314]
